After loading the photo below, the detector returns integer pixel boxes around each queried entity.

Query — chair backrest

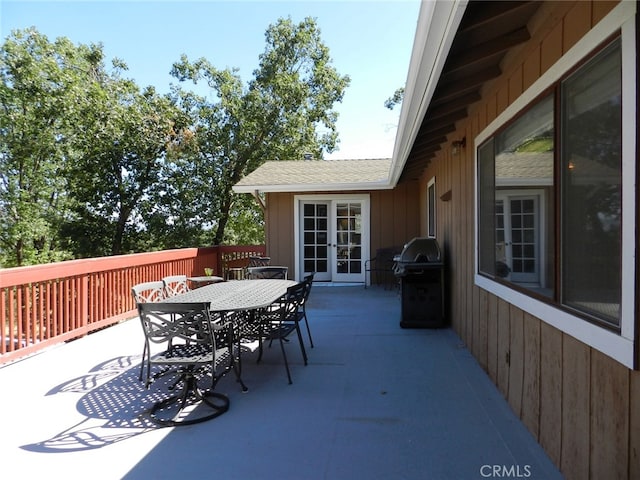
[132,281,166,304]
[378,247,401,265]
[302,273,314,303]
[248,256,271,267]
[162,275,190,297]
[225,257,250,280]
[247,266,288,280]
[137,302,215,348]
[280,281,307,318]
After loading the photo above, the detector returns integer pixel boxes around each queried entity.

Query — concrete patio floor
[0,285,562,480]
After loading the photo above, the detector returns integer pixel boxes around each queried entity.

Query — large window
[477,37,622,328]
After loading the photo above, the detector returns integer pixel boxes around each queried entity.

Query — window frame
[427,176,436,238]
[473,2,636,368]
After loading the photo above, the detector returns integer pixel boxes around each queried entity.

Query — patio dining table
[163,279,296,311]
[162,279,298,391]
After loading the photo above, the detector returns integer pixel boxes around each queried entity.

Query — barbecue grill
[394,237,446,328]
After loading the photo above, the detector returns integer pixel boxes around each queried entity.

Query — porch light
[451,137,466,155]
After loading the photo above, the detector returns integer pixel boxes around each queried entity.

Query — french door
[495,193,542,285]
[297,195,369,282]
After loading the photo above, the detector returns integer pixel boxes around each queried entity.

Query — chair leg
[233,337,249,392]
[149,369,230,426]
[302,309,314,348]
[278,336,293,384]
[294,322,308,366]
[139,342,148,381]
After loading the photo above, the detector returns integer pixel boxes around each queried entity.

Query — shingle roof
[233,158,393,193]
[495,152,553,186]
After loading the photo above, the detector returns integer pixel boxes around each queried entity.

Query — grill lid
[397,237,442,263]
[394,237,443,276]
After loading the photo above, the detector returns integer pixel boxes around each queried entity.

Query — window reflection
[493,95,555,297]
[477,37,622,327]
[561,39,622,322]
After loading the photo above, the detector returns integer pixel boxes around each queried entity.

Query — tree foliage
[168,17,350,244]
[384,87,404,110]
[0,29,92,266]
[0,17,350,266]
[64,78,182,256]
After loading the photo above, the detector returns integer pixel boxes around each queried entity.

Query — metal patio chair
[248,256,271,267]
[162,275,190,297]
[254,281,308,384]
[365,246,402,289]
[131,281,167,381]
[246,266,288,279]
[300,273,315,348]
[137,301,241,426]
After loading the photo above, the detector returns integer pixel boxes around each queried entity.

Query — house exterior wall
[264,182,420,279]
[415,2,638,479]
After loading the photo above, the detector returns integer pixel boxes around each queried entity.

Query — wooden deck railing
[0,245,265,364]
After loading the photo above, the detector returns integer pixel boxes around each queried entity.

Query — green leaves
[168,16,349,245]
[1,17,350,265]
[1,28,86,266]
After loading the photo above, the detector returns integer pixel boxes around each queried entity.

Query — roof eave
[232,180,392,194]
[388,0,468,186]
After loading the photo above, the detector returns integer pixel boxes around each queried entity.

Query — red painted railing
[0,245,265,364]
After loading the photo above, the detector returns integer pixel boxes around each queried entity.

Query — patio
[0,285,562,480]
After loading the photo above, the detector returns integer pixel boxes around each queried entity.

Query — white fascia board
[389,0,468,186]
[232,180,391,194]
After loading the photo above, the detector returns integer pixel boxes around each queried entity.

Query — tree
[384,87,404,110]
[1,19,350,264]
[0,28,96,266]
[168,17,350,245]
[64,75,182,256]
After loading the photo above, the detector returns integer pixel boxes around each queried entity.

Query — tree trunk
[214,195,232,245]
[112,206,131,255]
[16,238,24,267]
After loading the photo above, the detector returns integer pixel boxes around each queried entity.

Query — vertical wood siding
[265,186,420,278]
[414,2,639,479]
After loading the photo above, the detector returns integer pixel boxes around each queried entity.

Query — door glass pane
[561,39,621,325]
[336,205,348,216]
[304,204,314,216]
[510,198,537,277]
[302,202,329,276]
[335,202,363,275]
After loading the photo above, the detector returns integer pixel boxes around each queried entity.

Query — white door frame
[294,194,370,283]
[495,189,546,288]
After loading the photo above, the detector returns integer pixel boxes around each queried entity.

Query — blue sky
[1,0,421,159]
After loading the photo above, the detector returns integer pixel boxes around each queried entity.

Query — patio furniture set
[131,271,314,426]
